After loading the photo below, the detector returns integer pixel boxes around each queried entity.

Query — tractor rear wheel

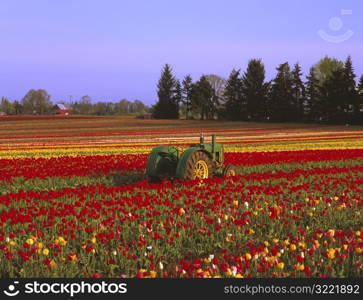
[184,151,213,180]
[223,164,236,177]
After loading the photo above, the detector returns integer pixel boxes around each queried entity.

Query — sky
[0,0,362,105]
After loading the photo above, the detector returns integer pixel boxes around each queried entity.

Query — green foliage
[71,96,93,115]
[269,62,294,122]
[181,75,193,119]
[0,97,15,115]
[224,69,242,120]
[343,56,360,124]
[358,75,363,92]
[173,80,182,110]
[13,100,22,115]
[320,67,346,123]
[241,59,269,121]
[21,89,52,115]
[153,64,179,119]
[190,75,214,120]
[306,67,321,122]
[291,63,306,121]
[312,56,344,86]
[0,175,113,195]
[318,56,358,124]
[111,171,145,186]
[358,75,363,122]
[70,97,149,116]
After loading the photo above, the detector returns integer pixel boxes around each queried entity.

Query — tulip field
[0,115,362,278]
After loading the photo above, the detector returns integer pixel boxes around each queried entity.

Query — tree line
[70,96,149,115]
[0,92,150,116]
[153,56,363,124]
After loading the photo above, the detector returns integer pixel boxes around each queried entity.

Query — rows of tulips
[0,160,362,277]
[1,119,362,278]
[2,135,363,152]
[2,139,363,159]
[1,149,363,182]
[0,122,332,138]
[2,120,362,159]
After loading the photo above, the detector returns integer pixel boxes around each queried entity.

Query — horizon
[0,0,362,105]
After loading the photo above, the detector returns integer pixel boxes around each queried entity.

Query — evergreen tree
[319,56,358,124]
[269,62,294,122]
[13,100,22,115]
[320,67,346,123]
[358,75,363,124]
[173,80,182,119]
[190,75,214,120]
[241,59,268,121]
[359,75,363,92]
[181,75,193,119]
[153,64,178,119]
[305,67,321,122]
[291,63,306,121]
[343,56,358,123]
[224,69,243,120]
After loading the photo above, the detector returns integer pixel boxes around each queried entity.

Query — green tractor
[146,134,236,182]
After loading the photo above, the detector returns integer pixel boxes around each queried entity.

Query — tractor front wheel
[223,164,237,177]
[184,151,213,180]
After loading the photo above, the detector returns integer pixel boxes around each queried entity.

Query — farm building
[56,103,72,115]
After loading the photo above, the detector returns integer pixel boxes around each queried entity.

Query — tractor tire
[184,151,214,180]
[223,164,237,177]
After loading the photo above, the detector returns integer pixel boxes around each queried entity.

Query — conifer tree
[190,75,214,120]
[291,63,306,121]
[269,62,294,122]
[305,67,321,122]
[320,67,346,123]
[153,64,178,119]
[181,75,193,119]
[343,56,358,123]
[173,80,182,119]
[357,75,363,124]
[241,59,268,121]
[224,69,243,120]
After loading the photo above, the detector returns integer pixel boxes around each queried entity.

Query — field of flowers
[0,115,362,278]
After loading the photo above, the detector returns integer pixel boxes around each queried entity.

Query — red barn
[56,103,72,115]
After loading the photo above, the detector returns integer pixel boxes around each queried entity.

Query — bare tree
[205,74,226,119]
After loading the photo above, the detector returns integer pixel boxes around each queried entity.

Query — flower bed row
[0,163,362,277]
[1,149,362,182]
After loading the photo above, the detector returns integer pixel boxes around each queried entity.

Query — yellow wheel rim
[193,160,209,179]
[227,169,236,176]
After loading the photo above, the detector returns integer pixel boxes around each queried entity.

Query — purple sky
[0,0,362,105]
